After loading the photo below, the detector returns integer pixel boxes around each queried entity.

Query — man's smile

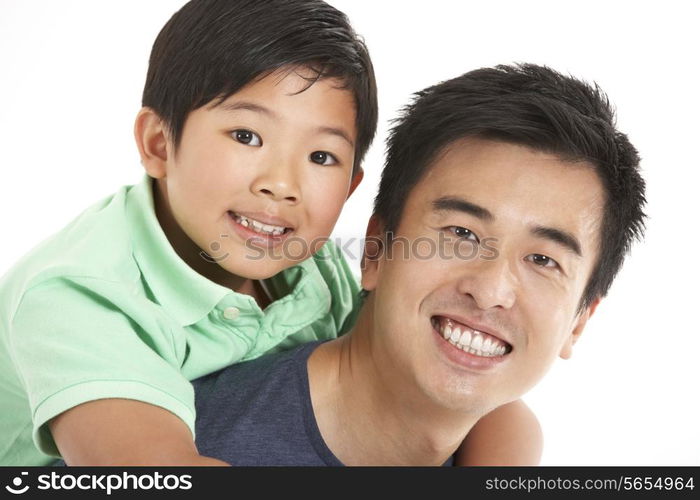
[432,316,511,357]
[431,315,513,359]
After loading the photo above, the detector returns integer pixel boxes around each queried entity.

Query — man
[191,64,646,465]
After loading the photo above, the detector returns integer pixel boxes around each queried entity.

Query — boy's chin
[217,257,303,281]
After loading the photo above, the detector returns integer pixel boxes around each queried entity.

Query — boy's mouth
[228,211,294,237]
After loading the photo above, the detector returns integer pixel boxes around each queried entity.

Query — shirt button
[223,307,240,320]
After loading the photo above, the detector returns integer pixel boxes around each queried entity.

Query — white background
[1,1,698,465]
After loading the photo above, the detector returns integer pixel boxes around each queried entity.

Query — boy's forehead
[212,66,351,108]
[185,67,358,149]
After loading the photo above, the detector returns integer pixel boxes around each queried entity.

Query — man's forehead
[414,138,605,251]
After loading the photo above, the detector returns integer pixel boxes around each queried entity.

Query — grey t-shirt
[192,341,454,466]
[192,341,343,466]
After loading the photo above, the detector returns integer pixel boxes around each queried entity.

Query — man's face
[153,67,359,279]
[363,138,604,415]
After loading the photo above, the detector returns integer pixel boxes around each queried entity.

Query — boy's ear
[360,214,384,292]
[134,107,170,179]
[559,297,601,360]
[346,167,364,200]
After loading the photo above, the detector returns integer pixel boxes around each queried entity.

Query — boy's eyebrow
[530,225,583,257]
[432,196,494,222]
[215,101,354,148]
[215,101,276,117]
[317,126,355,148]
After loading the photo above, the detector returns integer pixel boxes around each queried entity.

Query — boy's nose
[251,172,301,204]
[256,185,299,203]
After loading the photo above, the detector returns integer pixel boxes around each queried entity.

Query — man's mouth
[228,211,294,237]
[431,316,512,358]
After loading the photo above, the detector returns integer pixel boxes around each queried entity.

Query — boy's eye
[527,254,559,269]
[447,226,480,244]
[309,151,338,166]
[232,129,262,147]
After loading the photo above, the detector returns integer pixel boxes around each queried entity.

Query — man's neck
[307,298,480,465]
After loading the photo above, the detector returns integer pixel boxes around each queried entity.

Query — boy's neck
[152,179,270,308]
[307,301,478,465]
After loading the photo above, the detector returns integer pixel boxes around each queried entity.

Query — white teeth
[459,329,472,347]
[471,334,483,351]
[443,324,452,340]
[234,214,287,236]
[435,318,509,358]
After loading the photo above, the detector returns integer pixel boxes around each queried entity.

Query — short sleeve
[8,277,195,457]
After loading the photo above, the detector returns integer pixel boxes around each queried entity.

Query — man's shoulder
[194,341,320,396]
[193,341,321,420]
[191,341,335,465]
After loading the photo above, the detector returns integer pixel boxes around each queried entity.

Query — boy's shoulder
[310,239,359,296]
[0,178,148,321]
[258,239,361,355]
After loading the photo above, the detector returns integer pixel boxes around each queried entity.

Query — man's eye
[232,129,262,147]
[528,254,559,269]
[309,151,338,166]
[448,226,480,243]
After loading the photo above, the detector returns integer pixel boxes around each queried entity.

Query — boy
[0,0,537,465]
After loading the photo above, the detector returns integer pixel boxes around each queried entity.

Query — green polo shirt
[0,175,360,466]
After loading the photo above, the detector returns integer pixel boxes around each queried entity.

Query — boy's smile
[140,67,360,292]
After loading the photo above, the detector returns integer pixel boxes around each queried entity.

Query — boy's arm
[454,399,543,466]
[50,399,228,466]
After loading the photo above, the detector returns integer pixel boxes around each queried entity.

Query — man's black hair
[142,0,377,173]
[374,63,646,310]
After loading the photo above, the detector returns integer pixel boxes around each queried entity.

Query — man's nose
[250,160,301,204]
[456,255,518,310]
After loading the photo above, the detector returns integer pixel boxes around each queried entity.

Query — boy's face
[362,138,604,415]
[150,68,359,280]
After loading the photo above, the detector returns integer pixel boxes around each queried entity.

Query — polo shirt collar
[125,175,233,326]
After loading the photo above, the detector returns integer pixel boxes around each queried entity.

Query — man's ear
[134,107,170,179]
[346,167,364,200]
[360,214,384,292]
[559,297,601,360]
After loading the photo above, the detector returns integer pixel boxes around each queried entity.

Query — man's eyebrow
[531,225,582,257]
[432,196,494,222]
[214,101,276,117]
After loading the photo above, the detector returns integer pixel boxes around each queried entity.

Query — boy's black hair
[142,0,377,173]
[374,63,646,310]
